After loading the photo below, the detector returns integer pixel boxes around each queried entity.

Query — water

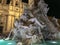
[0,39,16,45]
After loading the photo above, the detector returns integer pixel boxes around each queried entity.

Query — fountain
[4,0,60,45]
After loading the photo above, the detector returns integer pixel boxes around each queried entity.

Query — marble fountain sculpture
[4,0,60,45]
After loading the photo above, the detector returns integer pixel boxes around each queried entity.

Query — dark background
[22,0,28,3]
[44,0,60,19]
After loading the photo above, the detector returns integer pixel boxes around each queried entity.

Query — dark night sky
[22,0,28,3]
[7,0,28,4]
[44,0,60,19]
[6,0,10,4]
